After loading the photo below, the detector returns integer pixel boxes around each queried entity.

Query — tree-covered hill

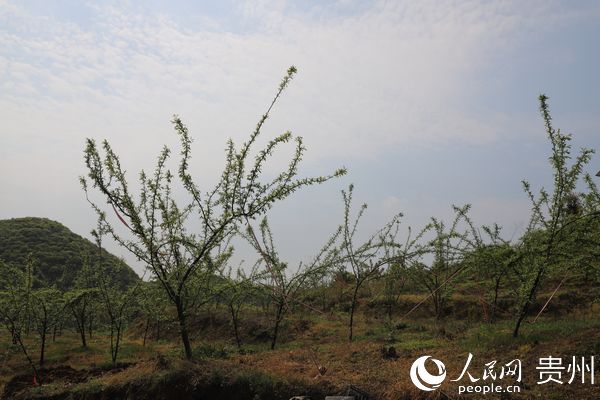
[0,217,139,290]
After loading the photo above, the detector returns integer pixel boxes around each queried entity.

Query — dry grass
[1,303,600,399]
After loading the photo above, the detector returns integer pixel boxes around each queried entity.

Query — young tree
[65,289,96,348]
[512,95,594,337]
[92,229,139,364]
[577,182,600,285]
[463,224,517,322]
[243,217,340,349]
[0,256,40,384]
[30,288,65,367]
[219,265,257,351]
[65,258,98,348]
[337,184,402,342]
[407,205,475,322]
[138,280,170,345]
[81,66,345,359]
[381,261,407,332]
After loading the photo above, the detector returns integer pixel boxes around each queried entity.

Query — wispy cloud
[2,1,589,156]
[1,0,598,272]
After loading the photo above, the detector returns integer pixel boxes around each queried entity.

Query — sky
[1,0,599,276]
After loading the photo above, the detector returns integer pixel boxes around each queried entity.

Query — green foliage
[337,184,403,341]
[91,227,140,364]
[218,266,260,350]
[137,279,170,339]
[407,205,476,321]
[512,95,596,336]
[193,343,231,359]
[80,66,345,360]
[0,217,139,290]
[462,224,518,322]
[64,286,98,348]
[242,216,341,349]
[381,261,407,331]
[460,315,600,353]
[30,287,65,366]
[0,255,40,382]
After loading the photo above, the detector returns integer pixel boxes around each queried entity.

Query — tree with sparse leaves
[381,261,406,332]
[242,217,340,349]
[337,184,402,342]
[462,224,517,323]
[138,279,170,345]
[65,257,98,348]
[512,95,596,337]
[0,255,41,384]
[91,227,139,364]
[407,205,476,322]
[81,66,346,359]
[219,265,258,351]
[30,287,65,367]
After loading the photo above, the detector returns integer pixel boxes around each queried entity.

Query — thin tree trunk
[513,267,544,337]
[113,325,122,364]
[39,329,46,367]
[80,323,87,347]
[271,301,284,350]
[434,292,442,321]
[513,258,550,337]
[14,331,41,385]
[491,276,502,323]
[143,318,150,346]
[73,310,87,347]
[386,301,394,331]
[175,301,193,360]
[348,283,360,342]
[110,326,115,363]
[230,304,242,350]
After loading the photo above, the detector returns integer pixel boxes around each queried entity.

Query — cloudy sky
[1,0,599,276]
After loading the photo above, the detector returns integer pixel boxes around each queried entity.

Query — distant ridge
[0,217,139,289]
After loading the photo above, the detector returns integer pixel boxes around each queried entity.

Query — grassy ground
[1,303,600,399]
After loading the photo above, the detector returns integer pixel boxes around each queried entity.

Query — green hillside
[0,217,139,289]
